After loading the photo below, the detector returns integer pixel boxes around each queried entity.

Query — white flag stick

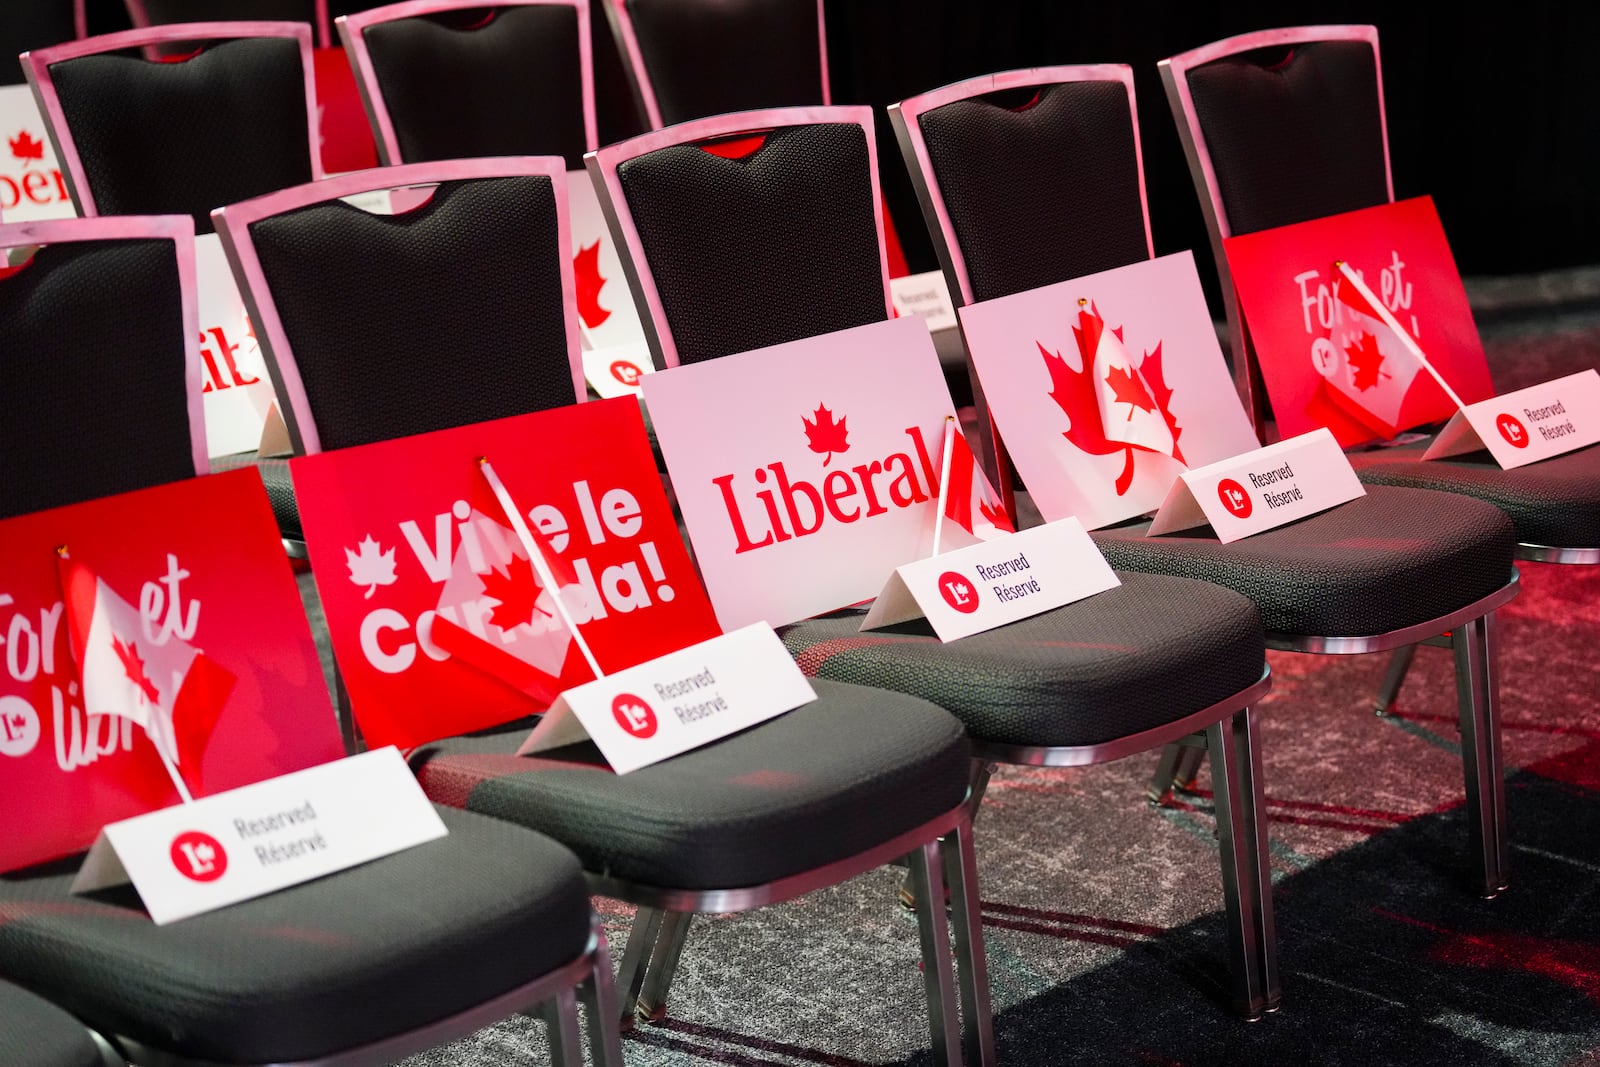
[930,415,957,558]
[1336,261,1464,409]
[477,457,604,679]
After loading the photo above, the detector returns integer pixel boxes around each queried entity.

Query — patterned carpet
[380,281,1600,1066]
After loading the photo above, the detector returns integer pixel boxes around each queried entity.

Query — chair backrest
[21,22,321,233]
[339,0,593,168]
[213,158,584,456]
[600,0,827,130]
[125,0,332,48]
[0,2,85,85]
[0,214,205,519]
[587,105,890,370]
[891,65,1153,308]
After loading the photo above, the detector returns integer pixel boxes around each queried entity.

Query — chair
[20,21,321,233]
[0,2,84,85]
[214,156,992,1062]
[589,104,1280,1029]
[338,0,594,169]
[1159,25,1600,710]
[124,0,332,47]
[890,64,1520,899]
[600,0,826,130]
[0,979,121,1066]
[0,211,626,1066]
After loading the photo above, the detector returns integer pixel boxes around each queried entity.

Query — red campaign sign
[312,48,378,176]
[1224,196,1495,447]
[291,398,722,752]
[0,470,345,874]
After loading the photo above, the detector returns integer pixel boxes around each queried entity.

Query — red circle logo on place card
[170,831,228,883]
[1217,479,1253,519]
[610,360,642,387]
[937,571,981,614]
[1495,413,1529,448]
[611,693,658,739]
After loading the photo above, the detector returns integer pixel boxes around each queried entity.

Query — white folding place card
[582,339,654,398]
[71,747,447,925]
[1148,427,1366,543]
[862,518,1120,641]
[1424,369,1600,469]
[517,623,816,774]
[891,270,958,332]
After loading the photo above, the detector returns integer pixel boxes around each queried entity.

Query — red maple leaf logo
[8,130,43,165]
[1344,331,1389,392]
[802,404,849,466]
[1040,306,1185,496]
[480,554,553,632]
[573,241,612,329]
[112,635,162,705]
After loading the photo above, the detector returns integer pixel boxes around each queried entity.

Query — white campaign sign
[70,747,447,925]
[1148,427,1365,543]
[0,84,76,223]
[195,232,278,458]
[582,339,654,398]
[517,623,816,774]
[862,518,1120,641]
[1424,369,1600,469]
[891,270,958,332]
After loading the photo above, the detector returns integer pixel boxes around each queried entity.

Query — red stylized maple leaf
[8,131,43,165]
[1141,341,1185,465]
[802,404,849,466]
[1105,364,1156,417]
[1344,331,1389,392]
[481,555,552,632]
[112,635,162,705]
[979,496,1014,533]
[573,241,612,329]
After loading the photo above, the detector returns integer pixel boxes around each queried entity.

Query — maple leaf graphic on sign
[8,130,43,165]
[1104,364,1156,416]
[1343,331,1390,392]
[480,555,552,632]
[112,635,162,705]
[574,241,612,329]
[802,404,850,466]
[345,536,398,599]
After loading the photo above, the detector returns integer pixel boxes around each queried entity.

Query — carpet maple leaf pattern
[1040,307,1185,496]
[8,130,43,164]
[111,635,162,705]
[803,404,850,466]
[574,241,612,329]
[480,554,552,632]
[1343,331,1391,392]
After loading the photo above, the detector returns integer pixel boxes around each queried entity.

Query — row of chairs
[3,12,1595,1067]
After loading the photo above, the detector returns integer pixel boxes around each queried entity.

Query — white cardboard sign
[1424,369,1600,469]
[891,270,958,332]
[517,623,816,774]
[0,84,76,223]
[582,339,654,398]
[1148,427,1365,542]
[862,518,1120,641]
[195,232,278,459]
[70,747,447,925]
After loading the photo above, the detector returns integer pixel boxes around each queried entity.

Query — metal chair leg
[902,762,992,910]
[540,988,584,1067]
[614,906,665,1028]
[941,816,996,1067]
[1174,744,1205,792]
[637,910,693,1024]
[1206,706,1279,1019]
[1148,737,1206,806]
[1374,643,1419,716]
[1453,612,1509,897]
[580,925,627,1067]
[907,839,963,1066]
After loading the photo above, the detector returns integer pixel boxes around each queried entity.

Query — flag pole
[1335,261,1465,408]
[476,457,604,679]
[930,415,957,558]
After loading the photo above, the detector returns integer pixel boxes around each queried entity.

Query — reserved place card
[1425,369,1600,469]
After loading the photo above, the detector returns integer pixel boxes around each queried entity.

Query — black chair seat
[409,679,970,890]
[779,572,1263,750]
[0,981,107,1067]
[1349,439,1600,549]
[1092,485,1515,637]
[0,807,590,1065]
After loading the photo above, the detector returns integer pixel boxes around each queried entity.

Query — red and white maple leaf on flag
[57,554,235,792]
[802,404,850,467]
[8,130,44,165]
[1344,331,1390,392]
[1041,305,1186,496]
[345,535,397,599]
[941,426,1014,541]
[1322,266,1423,437]
[574,240,613,329]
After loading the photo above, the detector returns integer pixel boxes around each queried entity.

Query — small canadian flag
[941,424,1014,542]
[1085,309,1177,458]
[57,553,234,792]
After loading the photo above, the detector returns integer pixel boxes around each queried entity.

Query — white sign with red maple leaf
[567,172,650,395]
[196,233,280,459]
[0,85,75,223]
[957,251,1260,529]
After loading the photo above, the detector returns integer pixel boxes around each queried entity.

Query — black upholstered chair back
[909,74,1150,304]
[25,26,317,234]
[226,170,578,453]
[345,2,589,169]
[128,0,330,45]
[605,0,824,128]
[0,2,81,85]
[1177,37,1391,236]
[0,220,200,518]
[601,113,887,366]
